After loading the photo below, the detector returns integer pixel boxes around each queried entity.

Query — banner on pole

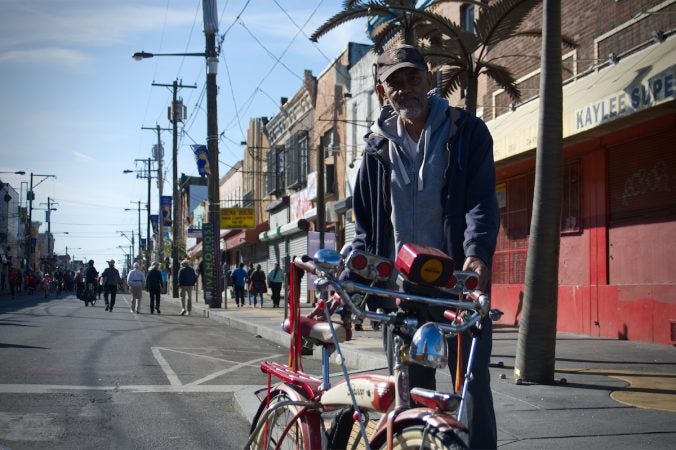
[161,196,172,226]
[150,215,159,236]
[191,144,211,177]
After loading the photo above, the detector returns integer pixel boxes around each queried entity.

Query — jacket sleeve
[461,119,500,267]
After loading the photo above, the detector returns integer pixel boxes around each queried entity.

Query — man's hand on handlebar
[463,256,490,291]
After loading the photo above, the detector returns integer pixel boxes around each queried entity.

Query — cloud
[73,152,96,163]
[0,2,197,49]
[0,48,89,65]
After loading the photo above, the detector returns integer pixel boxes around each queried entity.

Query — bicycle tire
[376,422,467,450]
[249,391,312,450]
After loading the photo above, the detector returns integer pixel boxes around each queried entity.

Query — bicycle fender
[250,384,322,449]
[369,407,467,447]
[321,374,395,413]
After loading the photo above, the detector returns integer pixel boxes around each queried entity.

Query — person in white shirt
[126,263,146,313]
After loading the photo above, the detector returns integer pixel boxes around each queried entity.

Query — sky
[0,0,368,269]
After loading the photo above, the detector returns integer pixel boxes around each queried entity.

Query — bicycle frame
[247,248,491,450]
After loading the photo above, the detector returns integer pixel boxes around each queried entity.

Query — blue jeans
[408,317,496,449]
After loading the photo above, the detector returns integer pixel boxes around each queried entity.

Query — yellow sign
[220,208,255,229]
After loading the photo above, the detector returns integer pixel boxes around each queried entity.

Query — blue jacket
[352,105,499,268]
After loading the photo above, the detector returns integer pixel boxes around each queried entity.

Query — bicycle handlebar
[292,255,487,335]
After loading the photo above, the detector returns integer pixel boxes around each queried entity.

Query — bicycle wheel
[249,391,312,449]
[377,423,467,450]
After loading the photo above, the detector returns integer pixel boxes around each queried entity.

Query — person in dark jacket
[145,261,163,314]
[177,260,197,316]
[349,45,500,449]
[101,259,121,312]
[250,264,267,308]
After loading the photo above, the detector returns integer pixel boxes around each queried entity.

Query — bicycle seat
[282,317,346,344]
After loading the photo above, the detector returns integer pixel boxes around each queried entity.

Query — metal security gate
[344,220,356,246]
[288,232,309,303]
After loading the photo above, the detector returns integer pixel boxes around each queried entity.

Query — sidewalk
[167,293,676,447]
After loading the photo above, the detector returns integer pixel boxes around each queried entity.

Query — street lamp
[132,2,222,307]
[118,230,135,268]
[0,171,26,175]
[27,173,56,271]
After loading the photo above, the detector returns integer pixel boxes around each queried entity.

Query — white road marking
[0,384,261,394]
[151,347,182,386]
[187,354,283,386]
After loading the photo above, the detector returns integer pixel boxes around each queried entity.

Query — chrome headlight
[410,323,448,369]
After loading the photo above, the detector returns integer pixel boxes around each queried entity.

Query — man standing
[231,263,247,307]
[145,261,163,314]
[101,260,121,312]
[245,263,255,306]
[177,260,197,316]
[126,262,145,313]
[84,260,99,306]
[350,45,500,448]
[267,262,284,308]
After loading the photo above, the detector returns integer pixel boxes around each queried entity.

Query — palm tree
[312,0,574,115]
[513,0,563,384]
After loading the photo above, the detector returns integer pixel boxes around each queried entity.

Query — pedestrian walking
[231,263,247,307]
[267,262,284,308]
[250,264,267,308]
[177,260,196,316]
[145,261,163,314]
[245,263,255,306]
[101,259,121,312]
[126,262,145,313]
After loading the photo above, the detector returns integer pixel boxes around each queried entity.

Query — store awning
[259,218,309,242]
[223,222,269,250]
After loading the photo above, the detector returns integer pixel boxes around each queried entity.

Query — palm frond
[311,2,393,42]
[480,61,521,101]
[475,0,542,47]
[438,66,467,97]
[371,23,405,51]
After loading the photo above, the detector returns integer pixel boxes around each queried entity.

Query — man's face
[378,67,432,122]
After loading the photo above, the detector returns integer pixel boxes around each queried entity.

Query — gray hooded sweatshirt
[370,93,453,255]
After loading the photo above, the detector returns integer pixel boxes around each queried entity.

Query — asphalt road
[0,290,321,449]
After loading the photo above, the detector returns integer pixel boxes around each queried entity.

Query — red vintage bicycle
[247,244,500,449]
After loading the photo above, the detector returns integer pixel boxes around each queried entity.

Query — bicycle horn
[410,323,449,369]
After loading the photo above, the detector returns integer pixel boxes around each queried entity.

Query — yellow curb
[556,368,676,413]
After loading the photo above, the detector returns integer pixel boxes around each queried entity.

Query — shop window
[493,160,581,284]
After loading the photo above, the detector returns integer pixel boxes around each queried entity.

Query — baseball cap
[377,44,427,82]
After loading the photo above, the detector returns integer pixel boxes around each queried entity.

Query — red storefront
[487,40,675,345]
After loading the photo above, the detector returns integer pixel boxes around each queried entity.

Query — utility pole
[26,173,56,271]
[152,80,196,298]
[317,137,325,249]
[204,0,222,308]
[142,124,170,262]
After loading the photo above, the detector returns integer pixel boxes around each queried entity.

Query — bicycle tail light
[395,243,455,288]
[346,250,393,281]
[410,323,448,369]
[376,261,393,279]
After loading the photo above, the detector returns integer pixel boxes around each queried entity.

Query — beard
[390,95,427,121]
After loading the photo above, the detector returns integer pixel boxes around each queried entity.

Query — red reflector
[376,261,393,278]
[351,254,368,270]
[464,275,478,290]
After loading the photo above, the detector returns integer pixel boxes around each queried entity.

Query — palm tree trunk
[464,69,478,115]
[514,0,563,384]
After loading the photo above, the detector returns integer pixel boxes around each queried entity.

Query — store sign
[219,208,254,229]
[202,223,214,303]
[575,67,674,132]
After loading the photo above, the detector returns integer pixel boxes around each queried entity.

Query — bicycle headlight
[410,323,448,369]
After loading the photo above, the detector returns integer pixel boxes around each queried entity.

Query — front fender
[249,383,322,449]
[369,407,467,448]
